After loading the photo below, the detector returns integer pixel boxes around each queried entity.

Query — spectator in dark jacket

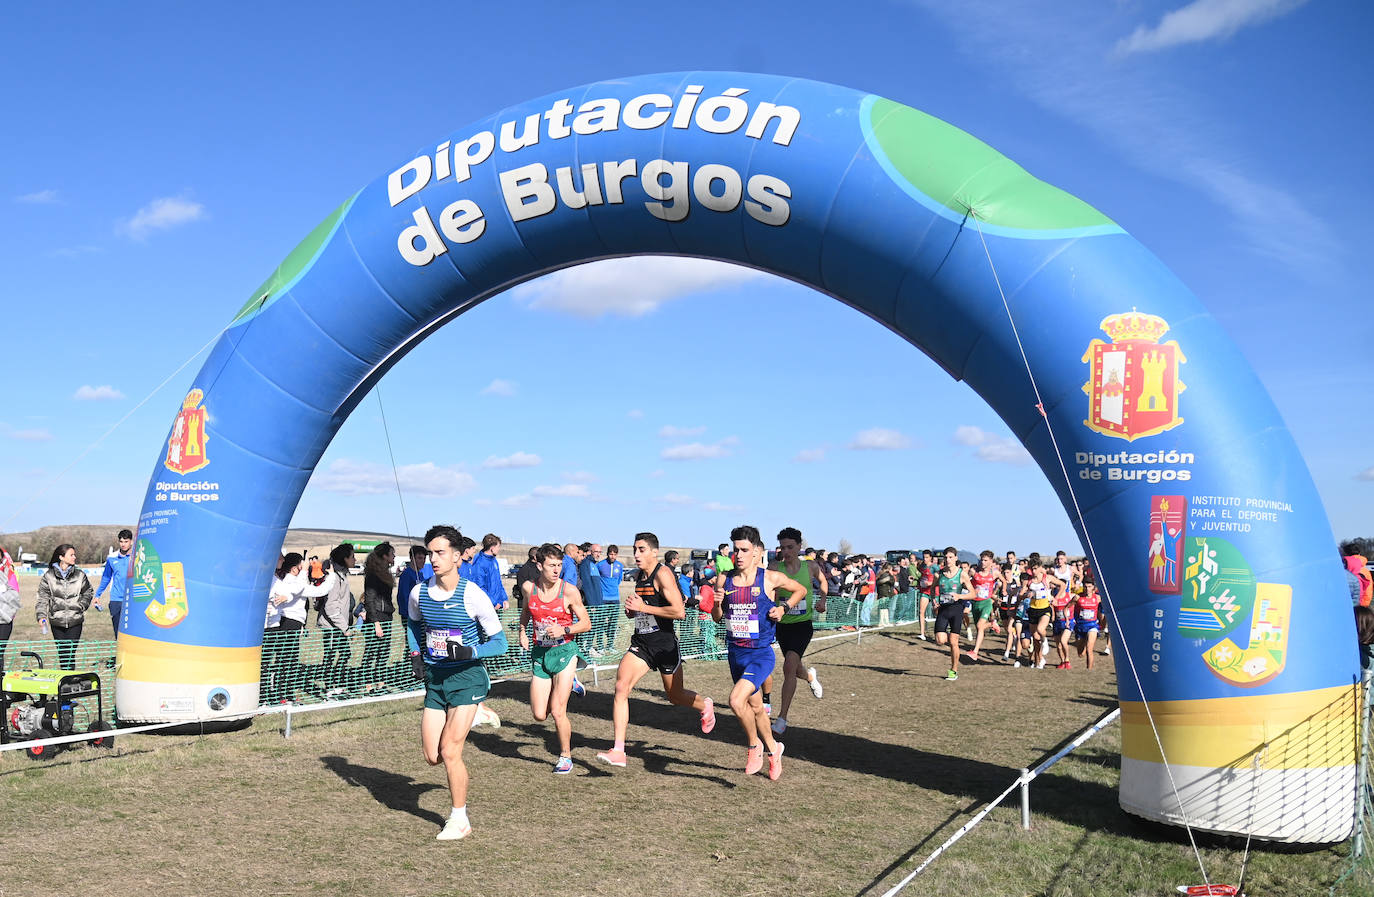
[514,547,539,611]
[361,543,396,687]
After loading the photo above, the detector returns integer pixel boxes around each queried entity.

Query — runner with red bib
[1072,581,1102,670]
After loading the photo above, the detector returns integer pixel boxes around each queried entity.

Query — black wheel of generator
[25,728,60,761]
[87,719,114,749]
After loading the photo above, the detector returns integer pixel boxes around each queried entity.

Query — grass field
[1,623,1365,897]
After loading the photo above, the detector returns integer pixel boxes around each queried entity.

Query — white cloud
[659,424,707,439]
[1356,467,1374,482]
[481,379,517,397]
[481,451,540,469]
[509,256,765,318]
[118,195,206,240]
[1115,0,1310,56]
[657,493,697,505]
[908,1,1338,278]
[313,459,476,497]
[703,501,746,513]
[2,424,54,442]
[473,498,493,507]
[626,408,644,419]
[48,245,103,258]
[952,425,1033,466]
[849,428,911,451]
[793,447,827,463]
[500,493,535,508]
[662,436,737,461]
[17,189,58,204]
[73,384,125,402]
[532,483,590,498]
[562,470,598,483]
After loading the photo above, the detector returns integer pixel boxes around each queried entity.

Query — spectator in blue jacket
[577,542,603,622]
[561,543,580,585]
[95,528,135,635]
[593,544,625,655]
[471,534,508,611]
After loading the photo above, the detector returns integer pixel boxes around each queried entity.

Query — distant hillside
[0,525,133,564]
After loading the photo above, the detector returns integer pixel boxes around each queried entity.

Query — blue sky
[2,1,1370,555]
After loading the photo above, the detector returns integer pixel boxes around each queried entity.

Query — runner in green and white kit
[765,527,827,735]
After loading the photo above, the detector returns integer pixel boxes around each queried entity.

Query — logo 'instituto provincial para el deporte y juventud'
[1082,311,1185,441]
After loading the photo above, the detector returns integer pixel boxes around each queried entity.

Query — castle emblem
[1082,311,1186,441]
[164,388,210,475]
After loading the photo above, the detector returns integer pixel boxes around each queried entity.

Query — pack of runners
[402,524,1106,841]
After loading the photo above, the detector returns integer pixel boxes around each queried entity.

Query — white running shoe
[807,667,823,698]
[762,702,772,716]
[771,717,787,735]
[475,705,501,729]
[1103,645,1111,655]
[436,816,472,841]
[1002,651,1010,660]
[1036,659,1046,670]
[1013,660,1022,668]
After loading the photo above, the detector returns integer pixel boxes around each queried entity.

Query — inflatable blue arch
[117,72,1357,843]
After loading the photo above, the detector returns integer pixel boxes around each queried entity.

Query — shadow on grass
[319,754,446,828]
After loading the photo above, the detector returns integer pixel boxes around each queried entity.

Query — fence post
[1020,767,1031,830]
[284,705,293,739]
[1356,674,1371,860]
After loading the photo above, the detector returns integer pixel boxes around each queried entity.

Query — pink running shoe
[596,748,627,767]
[745,743,764,775]
[768,742,785,781]
[700,697,716,734]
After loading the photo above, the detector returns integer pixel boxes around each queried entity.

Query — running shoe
[771,717,787,735]
[1061,661,1072,670]
[807,667,823,698]
[571,676,586,697]
[1036,659,1046,670]
[967,651,980,662]
[595,748,627,767]
[475,705,501,729]
[917,633,927,641]
[700,697,716,734]
[745,743,764,775]
[762,701,772,716]
[944,670,958,681]
[553,755,574,775]
[1002,651,1010,660]
[768,742,785,781]
[436,817,473,841]
[1013,660,1022,668]
[1103,645,1111,655]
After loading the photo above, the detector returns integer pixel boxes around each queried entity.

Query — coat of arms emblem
[1082,311,1185,441]
[164,388,209,475]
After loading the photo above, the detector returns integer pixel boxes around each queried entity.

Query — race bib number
[783,596,806,616]
[425,627,461,660]
[976,585,990,599]
[534,620,563,647]
[1079,608,1097,620]
[728,610,757,640]
[634,612,659,634]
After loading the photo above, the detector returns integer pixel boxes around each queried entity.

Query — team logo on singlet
[165,388,210,475]
[1081,311,1186,441]
[1147,495,1187,595]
